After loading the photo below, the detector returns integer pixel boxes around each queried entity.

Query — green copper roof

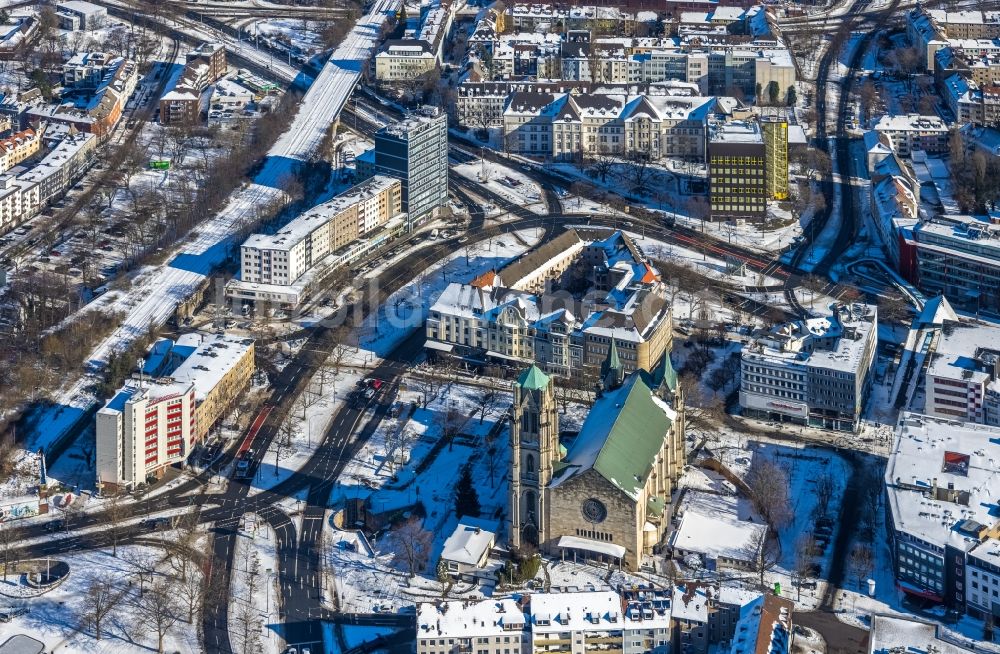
[647,495,665,519]
[605,338,622,373]
[517,364,550,391]
[555,372,675,501]
[656,352,678,391]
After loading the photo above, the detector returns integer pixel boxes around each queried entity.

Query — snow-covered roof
[885,412,1000,555]
[531,591,626,633]
[709,119,761,144]
[925,319,1000,387]
[242,175,399,252]
[552,372,676,501]
[417,598,526,640]
[916,294,958,327]
[440,517,497,566]
[16,132,96,188]
[744,303,877,373]
[874,113,949,134]
[556,535,626,559]
[867,614,976,654]
[168,332,253,404]
[670,510,767,564]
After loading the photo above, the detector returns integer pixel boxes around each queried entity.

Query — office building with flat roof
[375,109,448,227]
[708,120,767,222]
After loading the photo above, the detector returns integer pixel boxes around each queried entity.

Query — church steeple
[601,338,624,390]
[509,364,559,550]
[654,352,678,398]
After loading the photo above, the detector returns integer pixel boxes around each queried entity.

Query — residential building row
[96,333,255,491]
[425,229,674,382]
[159,42,228,126]
[466,11,792,100]
[0,129,97,237]
[0,127,40,174]
[497,3,761,39]
[908,6,1000,70]
[228,175,403,307]
[556,37,794,101]
[416,585,793,654]
[455,79,701,128]
[739,302,878,432]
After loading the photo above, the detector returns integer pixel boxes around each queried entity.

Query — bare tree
[848,542,875,589]
[174,570,204,623]
[744,457,792,530]
[743,529,781,590]
[812,472,836,517]
[627,156,653,194]
[388,517,433,577]
[120,547,158,596]
[438,405,466,451]
[794,533,817,601]
[105,494,128,557]
[135,579,181,653]
[231,601,262,654]
[477,387,500,423]
[589,153,615,183]
[82,577,120,640]
[0,522,16,581]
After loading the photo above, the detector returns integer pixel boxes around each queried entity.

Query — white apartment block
[16,131,98,203]
[503,91,723,162]
[740,303,878,432]
[417,591,671,654]
[873,113,950,156]
[239,175,401,287]
[557,40,794,100]
[0,177,39,236]
[96,333,254,490]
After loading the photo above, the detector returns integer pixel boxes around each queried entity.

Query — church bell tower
[509,364,559,549]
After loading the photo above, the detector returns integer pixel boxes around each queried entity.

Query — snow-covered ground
[325,375,581,614]
[0,544,201,653]
[633,232,786,288]
[453,161,547,214]
[253,17,326,59]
